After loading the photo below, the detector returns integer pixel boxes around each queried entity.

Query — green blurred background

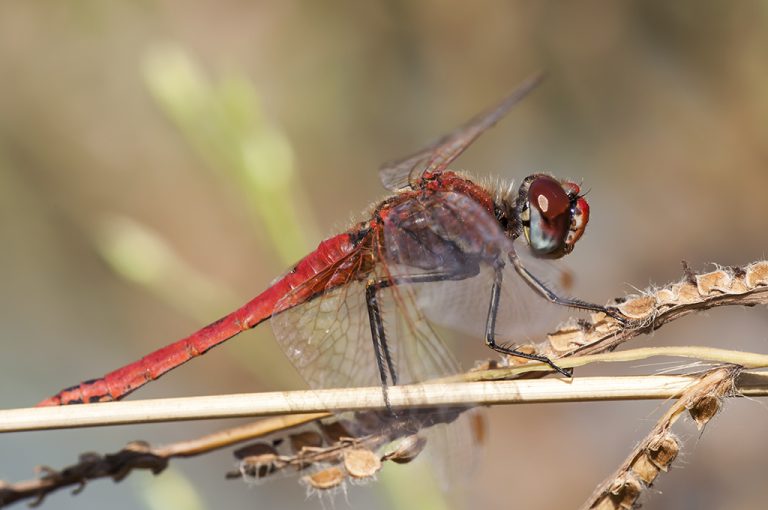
[1,2,767,509]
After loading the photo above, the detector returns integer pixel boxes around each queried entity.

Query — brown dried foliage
[545,261,768,359]
[581,366,738,510]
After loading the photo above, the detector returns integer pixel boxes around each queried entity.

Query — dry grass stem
[3,368,768,433]
[0,408,468,507]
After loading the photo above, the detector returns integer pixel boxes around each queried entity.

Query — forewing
[379,73,544,191]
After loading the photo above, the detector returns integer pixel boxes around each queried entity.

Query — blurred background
[1,1,767,509]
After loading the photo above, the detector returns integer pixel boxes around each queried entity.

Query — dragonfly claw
[603,306,631,327]
[544,362,573,378]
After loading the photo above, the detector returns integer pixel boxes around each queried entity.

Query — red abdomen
[38,229,370,406]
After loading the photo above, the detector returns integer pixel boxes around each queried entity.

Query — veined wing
[415,252,577,348]
[270,240,460,393]
[379,73,545,192]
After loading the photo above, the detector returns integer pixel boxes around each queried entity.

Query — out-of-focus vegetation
[1,2,767,509]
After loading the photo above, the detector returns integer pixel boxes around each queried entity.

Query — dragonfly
[38,73,623,408]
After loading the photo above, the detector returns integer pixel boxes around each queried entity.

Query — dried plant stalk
[541,261,768,358]
[3,369,768,433]
[580,366,738,510]
[2,370,768,506]
[0,413,328,507]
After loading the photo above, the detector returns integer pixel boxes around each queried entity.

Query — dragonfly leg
[508,251,628,325]
[365,283,397,410]
[484,262,573,377]
[365,268,480,410]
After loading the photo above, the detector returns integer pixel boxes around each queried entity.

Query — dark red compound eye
[528,176,571,220]
[560,181,590,246]
[525,175,586,258]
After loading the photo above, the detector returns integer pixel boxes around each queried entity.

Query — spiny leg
[484,262,573,377]
[508,251,628,325]
[365,268,479,411]
[365,283,397,410]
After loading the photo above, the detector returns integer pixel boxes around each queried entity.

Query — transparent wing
[414,250,577,346]
[270,253,460,393]
[385,269,461,385]
[272,279,377,391]
[412,407,486,491]
[379,73,544,191]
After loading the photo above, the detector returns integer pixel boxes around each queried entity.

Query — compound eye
[525,176,573,258]
[529,176,571,220]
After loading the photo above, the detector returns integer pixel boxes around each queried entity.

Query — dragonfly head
[515,174,590,259]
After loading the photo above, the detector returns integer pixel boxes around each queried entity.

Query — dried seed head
[629,433,679,485]
[655,287,677,306]
[696,270,735,295]
[675,281,701,303]
[548,324,588,352]
[239,453,280,482]
[630,454,659,485]
[289,431,324,453]
[382,435,427,464]
[233,442,278,460]
[617,295,656,319]
[647,434,679,471]
[745,261,768,288]
[343,449,381,479]
[303,466,345,490]
[236,444,281,483]
[607,474,642,509]
[688,395,722,429]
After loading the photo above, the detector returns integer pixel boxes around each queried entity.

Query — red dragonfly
[39,74,621,408]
